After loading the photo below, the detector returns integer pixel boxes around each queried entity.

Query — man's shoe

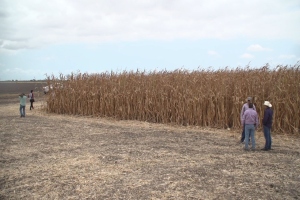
[261,148,269,151]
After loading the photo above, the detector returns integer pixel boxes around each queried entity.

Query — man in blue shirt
[262,101,273,151]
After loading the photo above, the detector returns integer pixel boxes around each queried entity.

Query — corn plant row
[45,64,300,134]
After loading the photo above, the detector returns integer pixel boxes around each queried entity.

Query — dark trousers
[30,99,34,110]
[263,125,272,149]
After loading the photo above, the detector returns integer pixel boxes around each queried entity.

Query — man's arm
[255,113,259,128]
[240,104,245,121]
[241,111,246,126]
[262,110,268,125]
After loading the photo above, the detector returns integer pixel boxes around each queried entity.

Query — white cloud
[0,47,19,55]
[247,44,272,51]
[241,53,254,59]
[37,56,55,61]
[3,67,30,74]
[279,54,296,59]
[2,42,32,50]
[0,0,300,51]
[208,50,218,56]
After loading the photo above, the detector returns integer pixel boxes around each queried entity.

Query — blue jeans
[263,125,272,149]
[245,124,255,149]
[241,124,251,142]
[20,105,25,117]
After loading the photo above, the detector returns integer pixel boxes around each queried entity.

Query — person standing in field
[240,97,256,143]
[241,103,259,150]
[28,90,34,110]
[261,101,273,151]
[19,93,27,117]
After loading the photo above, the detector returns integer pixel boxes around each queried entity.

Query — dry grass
[45,65,300,134]
[1,94,300,199]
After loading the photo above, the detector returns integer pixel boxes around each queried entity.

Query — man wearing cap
[262,101,273,151]
[241,103,259,150]
[240,97,256,143]
[19,93,27,117]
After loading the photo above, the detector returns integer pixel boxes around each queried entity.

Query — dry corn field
[1,82,300,199]
[46,65,300,134]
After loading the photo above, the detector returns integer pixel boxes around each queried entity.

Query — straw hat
[263,101,272,107]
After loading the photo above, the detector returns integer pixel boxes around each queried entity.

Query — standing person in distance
[19,93,27,117]
[240,97,256,143]
[28,90,35,110]
[241,103,259,150]
[262,101,273,151]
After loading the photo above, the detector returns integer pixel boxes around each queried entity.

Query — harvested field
[0,81,46,94]
[0,83,300,199]
[0,81,46,105]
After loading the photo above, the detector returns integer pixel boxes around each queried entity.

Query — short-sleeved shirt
[28,92,34,99]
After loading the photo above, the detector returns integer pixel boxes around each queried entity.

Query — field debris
[1,95,300,199]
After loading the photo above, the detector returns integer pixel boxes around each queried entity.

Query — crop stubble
[0,89,300,199]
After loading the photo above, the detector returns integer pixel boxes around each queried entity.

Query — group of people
[240,97,273,151]
[18,91,273,151]
[18,90,35,117]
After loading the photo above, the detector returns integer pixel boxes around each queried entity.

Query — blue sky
[0,0,300,80]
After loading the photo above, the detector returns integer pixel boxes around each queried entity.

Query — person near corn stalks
[241,103,259,150]
[240,97,256,143]
[19,93,27,117]
[261,101,273,151]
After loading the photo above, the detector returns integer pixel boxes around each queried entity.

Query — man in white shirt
[19,93,27,117]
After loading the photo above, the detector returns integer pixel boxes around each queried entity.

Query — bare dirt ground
[0,81,46,94]
[0,82,300,199]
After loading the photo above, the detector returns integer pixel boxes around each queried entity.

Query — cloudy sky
[0,0,299,80]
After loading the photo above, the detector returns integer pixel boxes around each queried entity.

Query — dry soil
[0,82,300,200]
